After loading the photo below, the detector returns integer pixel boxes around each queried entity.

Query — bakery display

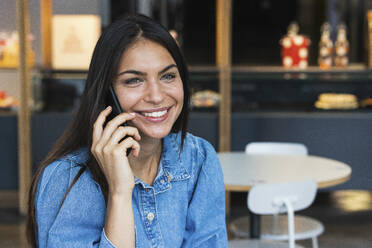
[315,93,358,110]
[0,31,34,68]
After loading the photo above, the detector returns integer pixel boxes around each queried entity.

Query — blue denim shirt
[35,132,228,247]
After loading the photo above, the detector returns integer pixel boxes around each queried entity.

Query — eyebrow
[117,64,177,77]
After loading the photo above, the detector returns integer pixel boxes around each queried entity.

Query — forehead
[118,39,176,72]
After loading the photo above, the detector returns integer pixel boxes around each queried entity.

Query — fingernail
[106,106,111,110]
[129,112,136,116]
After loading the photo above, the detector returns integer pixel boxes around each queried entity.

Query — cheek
[117,89,140,112]
[173,83,184,109]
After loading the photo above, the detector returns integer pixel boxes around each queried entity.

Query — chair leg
[283,199,295,248]
[312,237,319,248]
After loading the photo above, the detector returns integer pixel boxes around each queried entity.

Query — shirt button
[167,174,172,181]
[147,212,155,224]
[160,179,165,184]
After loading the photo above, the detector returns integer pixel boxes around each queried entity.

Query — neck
[128,135,162,185]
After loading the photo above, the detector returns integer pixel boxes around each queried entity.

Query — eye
[123,77,142,86]
[161,73,176,82]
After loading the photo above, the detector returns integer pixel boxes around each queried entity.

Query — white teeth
[142,110,168,117]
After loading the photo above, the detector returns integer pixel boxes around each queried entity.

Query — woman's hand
[91,106,141,196]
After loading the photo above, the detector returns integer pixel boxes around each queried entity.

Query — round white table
[218,152,351,191]
[218,152,352,238]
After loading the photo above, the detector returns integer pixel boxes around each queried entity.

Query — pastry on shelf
[360,98,372,108]
[0,91,18,109]
[315,93,358,110]
[191,90,220,108]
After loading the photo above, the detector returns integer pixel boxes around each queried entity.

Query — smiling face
[113,39,184,140]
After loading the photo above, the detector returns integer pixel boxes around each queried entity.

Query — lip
[136,106,172,123]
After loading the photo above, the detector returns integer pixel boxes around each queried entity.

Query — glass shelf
[25,65,372,113]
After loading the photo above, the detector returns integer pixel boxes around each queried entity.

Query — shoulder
[38,148,89,190]
[36,148,98,205]
[167,132,217,159]
[35,149,106,245]
[185,133,218,166]
[165,132,220,178]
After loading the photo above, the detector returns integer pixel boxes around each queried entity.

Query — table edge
[225,172,351,192]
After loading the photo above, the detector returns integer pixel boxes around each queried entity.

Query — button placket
[140,187,164,247]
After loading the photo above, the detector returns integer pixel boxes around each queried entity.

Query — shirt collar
[134,132,191,194]
[64,147,89,165]
[161,133,191,181]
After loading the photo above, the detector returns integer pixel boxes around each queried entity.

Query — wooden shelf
[19,64,372,79]
[189,64,372,73]
[0,110,17,116]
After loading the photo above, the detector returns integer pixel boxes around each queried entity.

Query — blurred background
[1,0,372,247]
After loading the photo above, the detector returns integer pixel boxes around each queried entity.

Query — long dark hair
[26,14,190,247]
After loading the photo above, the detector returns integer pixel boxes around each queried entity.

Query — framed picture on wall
[52,15,101,70]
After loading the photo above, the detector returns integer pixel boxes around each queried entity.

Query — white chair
[230,142,324,248]
[249,180,318,248]
[245,142,308,155]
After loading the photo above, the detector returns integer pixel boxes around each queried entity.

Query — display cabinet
[3,1,372,213]
[190,65,372,112]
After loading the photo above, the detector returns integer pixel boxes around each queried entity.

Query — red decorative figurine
[280,22,310,69]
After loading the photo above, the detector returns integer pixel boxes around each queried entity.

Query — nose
[144,78,164,105]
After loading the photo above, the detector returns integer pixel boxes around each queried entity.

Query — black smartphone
[106,86,125,123]
[106,85,132,156]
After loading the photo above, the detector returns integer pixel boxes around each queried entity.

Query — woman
[27,14,227,248]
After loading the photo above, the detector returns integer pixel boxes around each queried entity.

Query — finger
[105,112,136,130]
[92,106,112,144]
[100,113,136,145]
[107,126,141,146]
[117,137,141,157]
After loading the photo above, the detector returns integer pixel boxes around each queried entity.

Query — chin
[141,128,173,140]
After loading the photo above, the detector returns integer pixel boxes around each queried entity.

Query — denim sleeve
[35,159,116,248]
[182,140,228,248]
